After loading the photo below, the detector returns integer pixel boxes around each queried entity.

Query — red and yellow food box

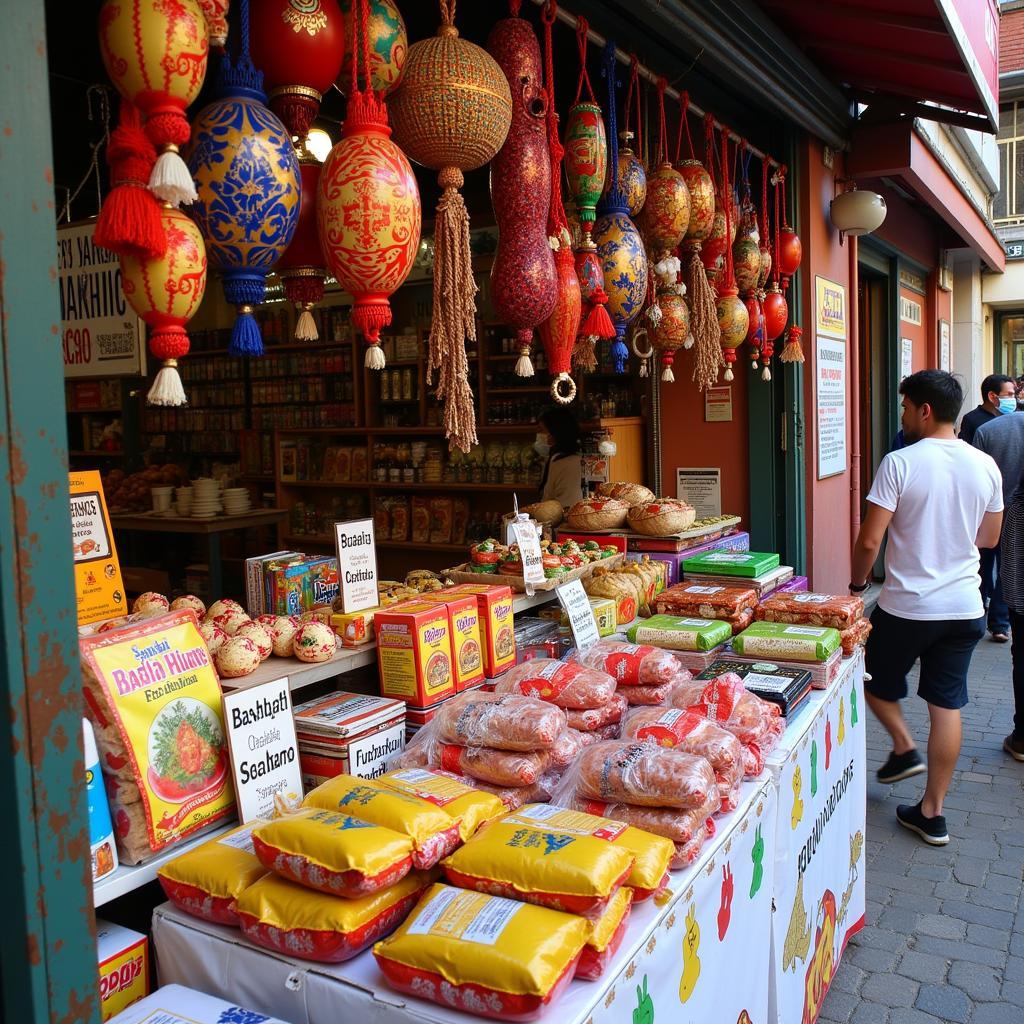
[447,583,516,679]
[409,593,485,692]
[96,920,149,1021]
[375,602,456,706]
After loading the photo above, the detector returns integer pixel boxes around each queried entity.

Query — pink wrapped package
[573,640,683,687]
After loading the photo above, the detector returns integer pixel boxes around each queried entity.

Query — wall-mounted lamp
[830,180,887,244]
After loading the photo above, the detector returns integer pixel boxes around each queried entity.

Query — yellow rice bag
[235,870,433,963]
[252,808,413,898]
[302,775,462,869]
[441,818,634,917]
[373,883,588,1017]
[378,767,506,840]
[503,803,673,902]
[584,884,632,952]
[157,822,267,926]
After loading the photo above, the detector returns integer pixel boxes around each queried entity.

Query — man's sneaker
[896,802,949,845]
[876,749,925,784]
[1004,733,1024,762]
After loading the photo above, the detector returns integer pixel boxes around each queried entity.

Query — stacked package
[572,638,691,706]
[754,591,871,658]
[625,614,734,674]
[653,582,759,635]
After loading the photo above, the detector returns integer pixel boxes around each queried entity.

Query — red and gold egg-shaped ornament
[99,0,208,206]
[758,241,772,290]
[650,285,690,383]
[744,292,766,375]
[250,0,345,145]
[702,190,740,282]
[778,223,803,289]
[678,160,714,244]
[120,206,207,406]
[198,0,230,48]
[337,0,407,97]
[318,92,421,369]
[539,239,583,403]
[716,285,749,382]
[733,226,762,297]
[763,283,788,342]
[572,239,614,373]
[276,153,327,341]
[638,161,691,259]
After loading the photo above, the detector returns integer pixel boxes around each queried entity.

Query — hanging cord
[772,166,782,287]
[602,40,622,203]
[675,91,696,164]
[721,127,735,288]
[655,76,669,164]
[572,16,597,102]
[759,157,774,379]
[61,85,112,225]
[623,54,642,156]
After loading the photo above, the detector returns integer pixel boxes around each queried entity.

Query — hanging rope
[624,55,642,156]
[675,90,696,164]
[654,76,669,164]
[721,128,735,289]
[572,16,596,103]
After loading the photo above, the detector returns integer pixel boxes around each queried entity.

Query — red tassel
[94,101,165,260]
[582,289,616,340]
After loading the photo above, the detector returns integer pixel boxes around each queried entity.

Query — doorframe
[993,308,1024,376]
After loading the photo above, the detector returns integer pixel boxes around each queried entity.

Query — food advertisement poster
[815,277,847,340]
[815,337,847,480]
[334,517,379,613]
[223,678,302,823]
[767,662,866,1024]
[70,470,127,625]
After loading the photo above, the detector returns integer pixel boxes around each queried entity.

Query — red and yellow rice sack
[377,767,506,840]
[576,886,633,981]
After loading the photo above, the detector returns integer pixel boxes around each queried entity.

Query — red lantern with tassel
[318,0,421,369]
[537,1,581,404]
[744,292,764,373]
[715,127,749,381]
[763,286,788,343]
[277,154,327,341]
[775,166,802,288]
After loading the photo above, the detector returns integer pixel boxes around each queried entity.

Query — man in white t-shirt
[851,370,1003,845]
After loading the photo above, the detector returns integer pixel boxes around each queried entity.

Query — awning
[755,0,1000,131]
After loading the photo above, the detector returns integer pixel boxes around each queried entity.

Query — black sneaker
[876,749,926,784]
[896,802,949,845]
[1004,733,1024,762]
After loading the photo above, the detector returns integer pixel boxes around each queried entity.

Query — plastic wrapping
[670,820,713,869]
[653,582,758,621]
[566,692,628,731]
[576,888,632,981]
[395,735,552,789]
[568,790,719,845]
[549,727,586,769]
[622,681,677,706]
[493,658,617,709]
[433,691,568,751]
[755,592,864,630]
[469,770,562,811]
[840,617,872,656]
[573,639,682,686]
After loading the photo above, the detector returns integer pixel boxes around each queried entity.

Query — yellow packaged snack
[373,883,588,1021]
[577,886,633,981]
[302,775,462,869]
[157,822,267,926]
[441,818,634,918]
[378,767,506,840]
[252,808,413,898]
[502,803,674,902]
[235,870,432,963]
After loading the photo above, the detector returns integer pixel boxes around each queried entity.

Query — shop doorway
[995,310,1024,384]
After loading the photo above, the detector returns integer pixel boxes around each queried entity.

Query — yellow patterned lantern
[120,206,207,406]
[638,82,690,258]
[678,161,714,242]
[338,0,408,97]
[716,287,749,383]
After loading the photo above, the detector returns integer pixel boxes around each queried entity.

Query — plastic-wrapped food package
[576,887,632,981]
[469,771,561,811]
[573,640,682,686]
[755,592,864,630]
[377,768,506,841]
[671,819,714,869]
[840,617,872,656]
[621,681,676,706]
[493,658,617,710]
[395,737,552,789]
[566,693,628,732]
[433,691,567,751]
[549,727,585,770]
[568,790,719,845]
[653,582,758,620]
[570,741,717,809]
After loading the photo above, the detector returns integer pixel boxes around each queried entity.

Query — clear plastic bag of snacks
[572,639,682,687]
[493,658,617,709]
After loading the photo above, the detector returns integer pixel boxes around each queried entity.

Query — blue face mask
[998,397,1018,415]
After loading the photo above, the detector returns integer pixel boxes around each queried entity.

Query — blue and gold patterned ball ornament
[591,42,648,374]
[187,0,300,356]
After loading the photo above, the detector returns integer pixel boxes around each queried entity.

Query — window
[995,101,1024,225]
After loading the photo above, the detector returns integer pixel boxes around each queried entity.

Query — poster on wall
[58,221,145,378]
[69,470,126,625]
[815,277,847,340]
[814,277,848,481]
[676,467,723,518]
[901,338,914,381]
[704,386,733,422]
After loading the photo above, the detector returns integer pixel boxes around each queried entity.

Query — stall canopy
[755,0,1000,132]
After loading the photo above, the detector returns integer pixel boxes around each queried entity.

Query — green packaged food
[625,615,733,652]
[731,621,841,662]
[682,551,781,578]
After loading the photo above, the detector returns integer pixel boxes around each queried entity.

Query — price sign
[334,518,379,613]
[556,578,600,652]
[511,517,545,588]
[69,470,126,625]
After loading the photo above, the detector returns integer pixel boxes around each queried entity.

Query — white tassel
[640,358,650,378]
[515,353,535,377]
[752,359,759,370]
[147,363,188,407]
[661,366,675,382]
[295,307,318,341]
[683,333,695,350]
[149,150,197,207]
[724,366,735,382]
[762,366,772,381]
[365,345,386,370]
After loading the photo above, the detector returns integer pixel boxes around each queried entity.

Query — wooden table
[111,509,288,597]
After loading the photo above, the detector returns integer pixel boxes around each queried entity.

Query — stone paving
[819,635,1024,1024]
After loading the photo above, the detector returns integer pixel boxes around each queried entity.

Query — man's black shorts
[865,606,985,710]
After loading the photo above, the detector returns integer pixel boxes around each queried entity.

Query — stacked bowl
[191,478,222,519]
[223,487,252,516]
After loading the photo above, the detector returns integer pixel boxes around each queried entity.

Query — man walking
[851,371,1002,845]
[958,372,1015,444]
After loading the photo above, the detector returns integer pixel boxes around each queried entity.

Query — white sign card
[815,336,847,479]
[704,385,733,422]
[58,221,145,378]
[511,516,545,588]
[222,678,303,824]
[939,319,951,371]
[676,467,722,518]
[334,517,379,613]
[900,337,913,381]
[556,578,601,652]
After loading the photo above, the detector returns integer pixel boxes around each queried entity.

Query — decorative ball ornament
[564,101,607,236]
[733,233,761,296]
[337,0,408,97]
[249,0,346,144]
[678,160,714,241]
[639,161,691,257]
[198,0,230,48]
[650,283,690,382]
[98,0,209,206]
[758,243,772,289]
[188,0,301,357]
[593,201,648,375]
[744,292,765,373]
[778,224,803,286]
[763,284,788,342]
[703,192,740,280]
[716,287,749,382]
[604,131,646,217]
[120,206,207,406]
[277,153,327,341]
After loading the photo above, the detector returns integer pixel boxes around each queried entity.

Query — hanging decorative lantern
[703,190,740,281]
[775,166,802,288]
[715,128,748,381]
[637,78,690,259]
[603,57,647,218]
[744,292,765,372]
[734,232,761,295]
[763,285,788,343]
[188,0,301,356]
[592,42,648,375]
[647,256,689,382]
[318,0,421,369]
[488,4,557,378]
[250,0,345,146]
[121,206,208,406]
[277,153,327,341]
[337,0,408,97]
[198,0,230,48]
[98,0,209,206]
[758,242,773,290]
[389,0,512,452]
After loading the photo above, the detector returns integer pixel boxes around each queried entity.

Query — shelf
[277,480,531,492]
[67,407,122,414]
[377,540,468,552]
[219,644,378,695]
[68,449,123,457]
[279,480,371,489]
[487,387,552,394]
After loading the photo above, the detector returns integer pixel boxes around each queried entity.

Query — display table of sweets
[152,777,778,1024]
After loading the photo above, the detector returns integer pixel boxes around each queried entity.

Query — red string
[721,127,735,287]
[704,113,717,194]
[542,1,568,236]
[360,0,371,94]
[349,0,359,95]
[761,158,770,253]
[773,170,781,285]
[676,91,696,164]
[509,0,522,15]
[573,16,595,104]
[655,77,668,164]
[780,165,789,226]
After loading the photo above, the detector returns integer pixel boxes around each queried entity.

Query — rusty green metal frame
[0,4,99,1023]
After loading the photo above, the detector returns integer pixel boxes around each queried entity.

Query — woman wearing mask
[536,407,584,508]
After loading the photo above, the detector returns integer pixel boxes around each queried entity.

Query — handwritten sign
[222,678,302,823]
[556,578,601,652]
[334,518,379,613]
[70,470,126,625]
[511,516,545,588]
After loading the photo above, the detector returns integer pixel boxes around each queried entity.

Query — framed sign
[676,467,722,518]
[815,337,847,479]
[334,518,379,613]
[815,277,847,340]
[939,319,951,371]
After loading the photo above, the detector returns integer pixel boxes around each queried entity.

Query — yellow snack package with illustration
[373,883,589,1018]
[441,817,634,917]
[378,767,506,840]
[252,808,414,898]
[157,821,267,926]
[503,803,673,902]
[235,870,434,963]
[302,774,462,869]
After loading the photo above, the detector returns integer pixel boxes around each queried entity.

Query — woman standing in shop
[536,407,584,508]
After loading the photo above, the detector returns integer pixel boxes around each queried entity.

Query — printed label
[791,593,831,604]
[505,803,626,841]
[217,823,259,854]
[408,887,523,944]
[743,672,791,693]
[783,626,829,637]
[633,707,703,746]
[684,585,724,595]
[702,554,751,564]
[673,618,715,627]
[695,679,742,723]
[515,660,582,700]
[388,768,473,806]
[347,722,405,780]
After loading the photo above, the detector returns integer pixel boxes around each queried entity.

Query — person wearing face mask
[536,406,583,508]
[958,373,1016,444]
[851,371,1002,845]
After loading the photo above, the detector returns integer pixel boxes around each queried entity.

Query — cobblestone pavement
[820,634,1024,1024]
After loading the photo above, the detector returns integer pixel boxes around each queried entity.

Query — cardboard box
[683,550,781,579]
[108,984,289,1024]
[406,592,485,692]
[446,583,516,678]
[97,920,149,1022]
[330,608,377,647]
[375,602,456,705]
